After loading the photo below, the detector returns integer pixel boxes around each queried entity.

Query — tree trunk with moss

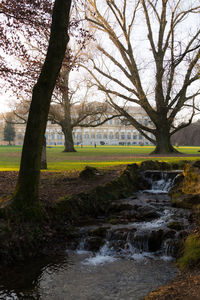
[41,137,47,169]
[12,0,72,218]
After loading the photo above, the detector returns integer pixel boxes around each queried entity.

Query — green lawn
[0,145,199,171]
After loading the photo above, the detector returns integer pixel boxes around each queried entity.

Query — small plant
[178,234,200,269]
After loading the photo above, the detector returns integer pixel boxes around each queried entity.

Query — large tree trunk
[41,136,47,170]
[63,127,76,152]
[151,124,179,154]
[12,0,72,219]
[61,66,76,152]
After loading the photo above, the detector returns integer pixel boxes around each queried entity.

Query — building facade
[0,107,154,146]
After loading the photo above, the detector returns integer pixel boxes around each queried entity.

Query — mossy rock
[108,218,119,224]
[85,236,105,251]
[167,221,184,231]
[178,234,200,269]
[88,227,109,237]
[79,166,101,179]
[171,193,200,209]
[192,160,200,169]
[140,160,171,171]
[169,162,200,209]
[171,162,181,170]
[140,160,160,170]
[159,161,171,170]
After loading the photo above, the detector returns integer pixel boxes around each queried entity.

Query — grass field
[0,145,199,171]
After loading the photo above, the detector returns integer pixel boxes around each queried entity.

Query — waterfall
[142,170,182,193]
[72,169,191,266]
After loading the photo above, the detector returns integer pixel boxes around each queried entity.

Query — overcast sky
[0,0,199,113]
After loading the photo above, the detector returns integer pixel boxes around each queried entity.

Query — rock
[119,209,139,221]
[178,230,189,239]
[108,202,134,214]
[167,221,184,231]
[108,218,119,224]
[140,160,171,171]
[171,193,200,209]
[148,229,163,252]
[163,229,176,239]
[85,236,105,251]
[140,160,160,170]
[172,173,184,186]
[108,228,136,250]
[137,205,160,221]
[88,227,108,238]
[79,166,101,179]
[192,160,200,169]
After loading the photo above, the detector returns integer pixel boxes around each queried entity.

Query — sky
[0,92,14,112]
[0,0,199,114]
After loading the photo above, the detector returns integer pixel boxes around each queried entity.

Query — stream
[0,171,193,300]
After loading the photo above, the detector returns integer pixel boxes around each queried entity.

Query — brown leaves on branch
[0,0,94,99]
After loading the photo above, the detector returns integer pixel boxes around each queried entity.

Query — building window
[18,134,23,140]
[51,134,55,140]
[121,134,125,140]
[97,133,102,139]
[127,133,131,139]
[109,132,114,139]
[91,133,95,139]
[115,132,119,139]
[77,134,82,140]
[133,135,137,140]
[109,119,113,125]
[103,133,108,139]
[84,133,89,139]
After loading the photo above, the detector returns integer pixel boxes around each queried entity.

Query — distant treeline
[172,120,200,146]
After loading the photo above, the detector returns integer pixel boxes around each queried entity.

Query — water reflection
[0,252,177,300]
[0,255,70,299]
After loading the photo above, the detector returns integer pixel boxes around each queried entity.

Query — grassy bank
[0,145,200,171]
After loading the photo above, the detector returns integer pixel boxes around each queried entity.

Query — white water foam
[160,255,174,262]
[131,251,173,262]
[81,242,117,266]
[131,252,153,262]
[82,254,117,266]
[76,250,91,255]
[134,209,172,230]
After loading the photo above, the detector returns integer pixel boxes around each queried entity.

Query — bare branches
[171,101,196,136]
[84,0,200,152]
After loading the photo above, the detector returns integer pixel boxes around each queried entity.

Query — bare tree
[83,0,200,154]
[49,60,121,151]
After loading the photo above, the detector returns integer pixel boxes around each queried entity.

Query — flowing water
[0,171,192,300]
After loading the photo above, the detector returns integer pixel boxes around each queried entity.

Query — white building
[0,107,154,146]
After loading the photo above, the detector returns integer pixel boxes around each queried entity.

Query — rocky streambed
[0,169,194,300]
